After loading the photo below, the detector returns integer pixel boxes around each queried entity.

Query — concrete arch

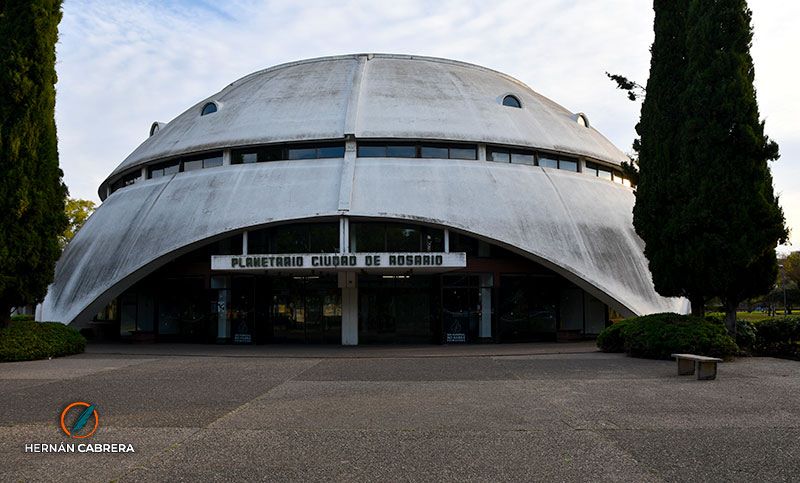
[42,158,686,326]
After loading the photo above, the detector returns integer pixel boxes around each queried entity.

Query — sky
[54,0,800,251]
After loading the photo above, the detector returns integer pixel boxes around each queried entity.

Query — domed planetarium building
[42,54,685,345]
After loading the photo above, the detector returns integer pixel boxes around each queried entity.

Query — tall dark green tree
[0,0,68,325]
[634,0,786,335]
[680,0,786,333]
[633,0,699,310]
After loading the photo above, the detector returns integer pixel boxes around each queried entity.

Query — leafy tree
[0,0,68,326]
[784,252,800,287]
[60,198,96,248]
[633,0,785,336]
[679,0,786,334]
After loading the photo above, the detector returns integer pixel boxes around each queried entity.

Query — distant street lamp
[779,262,788,315]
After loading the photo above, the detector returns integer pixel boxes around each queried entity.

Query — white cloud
[55,0,800,248]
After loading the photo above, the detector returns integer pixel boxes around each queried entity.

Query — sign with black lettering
[211,252,466,273]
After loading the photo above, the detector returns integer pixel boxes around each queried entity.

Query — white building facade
[41,54,685,344]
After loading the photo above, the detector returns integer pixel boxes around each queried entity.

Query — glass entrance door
[268,276,341,344]
[441,275,482,343]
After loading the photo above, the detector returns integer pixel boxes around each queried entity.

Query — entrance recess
[270,276,341,344]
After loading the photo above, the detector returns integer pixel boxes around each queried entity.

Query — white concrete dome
[43,54,686,331]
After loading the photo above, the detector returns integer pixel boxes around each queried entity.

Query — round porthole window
[502,95,522,108]
[201,102,218,116]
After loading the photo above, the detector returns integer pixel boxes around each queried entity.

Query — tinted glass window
[318,146,345,158]
[164,163,179,175]
[560,159,578,172]
[183,159,202,171]
[490,150,510,163]
[239,153,258,164]
[350,224,385,252]
[502,95,522,108]
[308,224,339,253]
[539,157,558,169]
[422,228,444,252]
[450,147,477,160]
[358,145,385,157]
[386,145,416,157]
[287,148,317,160]
[511,152,535,165]
[421,146,449,159]
[386,225,420,252]
[274,225,308,253]
[598,168,612,180]
[204,156,223,168]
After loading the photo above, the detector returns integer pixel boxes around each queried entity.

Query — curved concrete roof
[43,159,686,326]
[101,54,628,196]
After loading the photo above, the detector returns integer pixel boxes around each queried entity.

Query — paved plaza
[0,342,798,482]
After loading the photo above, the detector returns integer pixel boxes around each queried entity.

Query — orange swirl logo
[60,402,99,439]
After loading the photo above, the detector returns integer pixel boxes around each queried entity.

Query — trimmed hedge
[754,316,800,360]
[597,313,737,360]
[595,319,630,353]
[0,320,86,362]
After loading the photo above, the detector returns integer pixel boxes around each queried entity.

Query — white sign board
[211,252,466,273]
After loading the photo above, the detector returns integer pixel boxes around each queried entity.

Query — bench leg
[677,358,695,375]
[696,361,717,380]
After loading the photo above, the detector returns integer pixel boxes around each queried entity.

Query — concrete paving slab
[0,348,797,481]
[209,380,565,432]
[119,428,661,483]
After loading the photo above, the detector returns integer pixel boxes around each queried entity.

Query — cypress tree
[680,0,786,333]
[634,0,786,335]
[633,0,701,310]
[0,0,68,325]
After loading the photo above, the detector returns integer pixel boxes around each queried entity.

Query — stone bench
[671,353,723,380]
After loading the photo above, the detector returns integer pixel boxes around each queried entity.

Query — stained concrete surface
[0,343,797,482]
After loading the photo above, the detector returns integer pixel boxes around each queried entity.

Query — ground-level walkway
[0,343,797,482]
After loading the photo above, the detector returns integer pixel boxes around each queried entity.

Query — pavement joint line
[582,428,666,482]
[81,349,601,360]
[200,359,326,431]
[112,360,325,480]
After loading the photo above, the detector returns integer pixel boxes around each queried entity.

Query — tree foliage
[0,0,68,325]
[60,198,95,248]
[605,72,645,102]
[633,0,786,335]
[785,252,800,287]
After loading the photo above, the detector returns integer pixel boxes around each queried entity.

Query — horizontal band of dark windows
[109,152,224,194]
[357,142,477,160]
[148,152,223,179]
[232,143,345,164]
[487,146,578,171]
[489,145,629,185]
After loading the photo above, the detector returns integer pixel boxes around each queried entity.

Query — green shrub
[595,313,738,360]
[10,314,35,322]
[735,320,757,354]
[754,316,800,359]
[0,320,86,362]
[596,320,630,352]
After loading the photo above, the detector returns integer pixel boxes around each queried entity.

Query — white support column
[444,229,450,253]
[141,166,147,181]
[339,272,358,345]
[339,217,350,253]
[222,149,232,166]
[477,144,487,161]
[479,273,493,339]
[242,231,249,255]
[211,276,231,343]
